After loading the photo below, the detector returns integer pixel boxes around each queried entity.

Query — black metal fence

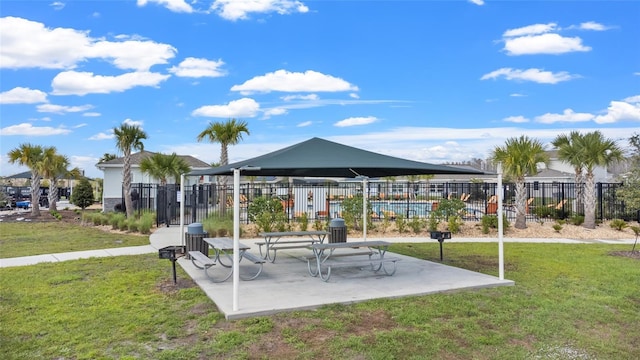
[121,181,636,226]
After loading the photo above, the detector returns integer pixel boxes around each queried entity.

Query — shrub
[395,214,407,233]
[138,212,154,234]
[610,219,629,231]
[552,223,563,232]
[569,214,585,226]
[70,178,94,210]
[110,213,126,230]
[297,212,309,231]
[49,210,62,220]
[447,215,463,234]
[118,217,128,231]
[203,213,234,237]
[247,196,287,233]
[408,216,424,234]
[127,219,138,232]
[313,219,325,231]
[432,198,465,221]
[481,214,510,234]
[428,212,439,232]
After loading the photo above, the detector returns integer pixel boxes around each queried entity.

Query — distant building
[96,151,210,212]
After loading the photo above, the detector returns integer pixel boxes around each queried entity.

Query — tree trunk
[30,174,41,217]
[583,172,596,229]
[48,180,58,211]
[123,151,134,218]
[574,169,584,214]
[514,179,527,229]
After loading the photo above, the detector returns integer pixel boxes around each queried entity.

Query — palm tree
[113,123,147,218]
[580,131,624,229]
[8,143,53,216]
[492,135,549,229]
[99,153,117,163]
[140,152,191,186]
[197,118,249,212]
[41,150,81,211]
[552,131,586,214]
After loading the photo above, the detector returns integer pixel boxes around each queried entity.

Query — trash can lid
[187,222,204,234]
[329,218,345,227]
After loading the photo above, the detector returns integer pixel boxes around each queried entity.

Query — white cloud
[36,103,93,114]
[281,94,319,101]
[468,0,484,5]
[503,23,558,37]
[349,93,359,99]
[231,69,358,95]
[51,71,170,96]
[192,98,260,118]
[535,109,594,124]
[137,0,194,13]
[503,31,591,56]
[334,116,378,127]
[88,131,114,140]
[624,95,640,103]
[211,0,309,21]
[0,17,176,71]
[123,118,144,127]
[0,87,48,104]
[82,112,101,117]
[503,116,529,123]
[510,93,526,97]
[594,101,640,124]
[481,68,577,84]
[50,1,65,10]
[297,121,312,127]
[0,123,71,136]
[262,107,288,119]
[577,21,609,31]
[168,57,226,78]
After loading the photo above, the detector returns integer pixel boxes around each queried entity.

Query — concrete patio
[153,227,515,320]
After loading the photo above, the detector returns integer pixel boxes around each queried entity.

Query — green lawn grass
[1,222,639,359]
[0,222,150,258]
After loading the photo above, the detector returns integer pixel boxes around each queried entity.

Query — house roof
[96,150,210,169]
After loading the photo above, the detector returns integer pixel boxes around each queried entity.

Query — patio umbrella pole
[180,174,185,247]
[497,163,504,280]
[233,169,240,311]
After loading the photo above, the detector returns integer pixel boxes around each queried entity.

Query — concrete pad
[0,254,59,267]
[177,246,514,320]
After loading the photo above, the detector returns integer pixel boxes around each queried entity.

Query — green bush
[118,217,128,231]
[395,214,407,233]
[428,212,439,232]
[247,196,287,233]
[553,223,563,232]
[610,219,629,231]
[408,216,424,234]
[203,213,234,237]
[70,178,94,210]
[110,213,126,230]
[432,198,465,221]
[481,214,510,234]
[569,214,585,226]
[127,219,138,232]
[297,212,309,231]
[447,215,463,234]
[49,210,62,220]
[138,212,154,234]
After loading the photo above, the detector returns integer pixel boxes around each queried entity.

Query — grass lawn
[0,222,150,258]
[1,222,639,359]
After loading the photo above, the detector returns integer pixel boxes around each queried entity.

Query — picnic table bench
[189,237,265,282]
[257,231,329,263]
[307,240,400,282]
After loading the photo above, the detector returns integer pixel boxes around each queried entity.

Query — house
[96,151,211,212]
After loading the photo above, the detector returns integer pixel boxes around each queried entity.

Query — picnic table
[187,237,265,282]
[307,240,400,282]
[257,231,329,263]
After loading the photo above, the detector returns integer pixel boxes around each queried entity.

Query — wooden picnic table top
[312,240,390,250]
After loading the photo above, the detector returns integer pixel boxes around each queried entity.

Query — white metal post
[233,168,240,311]
[180,174,185,246]
[363,177,368,241]
[497,162,504,280]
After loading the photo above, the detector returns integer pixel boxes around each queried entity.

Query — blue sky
[1,0,639,179]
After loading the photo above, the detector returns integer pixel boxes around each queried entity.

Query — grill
[429,231,451,261]
[159,245,185,284]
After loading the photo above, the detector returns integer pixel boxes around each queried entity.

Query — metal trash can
[329,218,347,243]
[185,222,209,259]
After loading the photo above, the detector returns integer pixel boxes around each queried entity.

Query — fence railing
[121,181,635,226]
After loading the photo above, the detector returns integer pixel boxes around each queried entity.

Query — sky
[1,0,639,179]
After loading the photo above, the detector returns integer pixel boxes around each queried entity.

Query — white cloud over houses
[0,123,71,136]
[481,68,577,84]
[535,109,595,124]
[89,131,115,140]
[168,57,226,78]
[0,87,48,104]
[501,22,592,55]
[0,17,176,71]
[192,97,260,118]
[211,0,309,21]
[231,70,358,95]
[334,116,378,127]
[37,103,93,114]
[51,71,170,95]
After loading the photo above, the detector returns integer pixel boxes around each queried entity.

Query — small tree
[71,178,94,210]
